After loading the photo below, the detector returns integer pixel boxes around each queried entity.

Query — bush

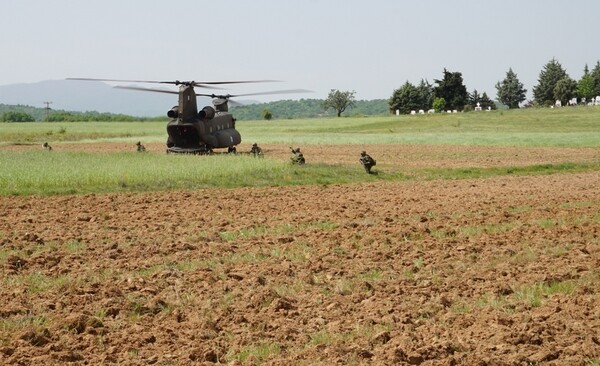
[432,97,446,113]
[1,111,36,122]
[262,108,273,120]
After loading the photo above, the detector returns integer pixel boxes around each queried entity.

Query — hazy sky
[1,0,599,102]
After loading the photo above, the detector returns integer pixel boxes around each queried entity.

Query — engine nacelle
[167,106,179,119]
[198,106,215,120]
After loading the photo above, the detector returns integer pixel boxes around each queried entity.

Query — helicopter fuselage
[164,84,241,154]
[166,111,241,154]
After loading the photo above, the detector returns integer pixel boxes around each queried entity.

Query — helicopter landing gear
[166,144,213,155]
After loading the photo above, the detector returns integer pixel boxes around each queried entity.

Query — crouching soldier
[290,147,305,165]
[250,143,263,157]
[136,141,146,152]
[359,151,376,174]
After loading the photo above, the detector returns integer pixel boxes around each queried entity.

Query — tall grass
[0,151,386,195]
[0,151,284,195]
[1,149,597,195]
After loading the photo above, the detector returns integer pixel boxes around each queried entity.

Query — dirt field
[1,144,599,365]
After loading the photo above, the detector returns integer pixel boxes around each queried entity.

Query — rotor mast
[177,83,198,122]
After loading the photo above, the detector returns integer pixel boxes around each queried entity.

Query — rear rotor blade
[193,80,280,86]
[68,78,280,88]
[228,100,243,107]
[227,89,312,97]
[195,89,312,98]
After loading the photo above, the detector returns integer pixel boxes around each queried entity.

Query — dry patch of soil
[1,163,599,364]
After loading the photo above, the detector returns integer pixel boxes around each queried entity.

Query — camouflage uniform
[136,141,146,152]
[359,151,376,174]
[250,143,263,157]
[290,147,305,165]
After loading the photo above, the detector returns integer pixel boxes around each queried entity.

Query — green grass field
[237,107,600,147]
[1,107,599,196]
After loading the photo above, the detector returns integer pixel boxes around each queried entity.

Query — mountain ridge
[0,80,210,117]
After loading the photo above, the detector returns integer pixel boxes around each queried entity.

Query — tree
[479,92,496,110]
[553,77,577,105]
[532,58,568,106]
[433,69,468,111]
[389,79,434,114]
[415,79,434,110]
[577,64,596,101]
[1,111,35,122]
[590,61,600,96]
[467,89,481,108]
[388,81,419,114]
[467,90,495,110]
[495,68,527,109]
[322,89,356,117]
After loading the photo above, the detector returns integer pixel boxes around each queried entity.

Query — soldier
[42,142,52,151]
[250,143,263,157]
[359,150,376,174]
[136,141,146,152]
[290,147,305,165]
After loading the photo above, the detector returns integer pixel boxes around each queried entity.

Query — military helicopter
[67,78,309,154]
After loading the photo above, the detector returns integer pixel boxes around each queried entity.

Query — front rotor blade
[68,78,224,88]
[67,77,174,84]
[114,85,179,94]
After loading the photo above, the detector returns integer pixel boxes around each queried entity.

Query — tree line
[0,104,166,122]
[389,59,600,114]
[231,98,389,120]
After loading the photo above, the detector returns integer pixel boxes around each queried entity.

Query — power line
[43,101,53,121]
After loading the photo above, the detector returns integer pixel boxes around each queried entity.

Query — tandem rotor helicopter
[67,78,309,154]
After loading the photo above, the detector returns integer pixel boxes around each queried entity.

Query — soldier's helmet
[252,143,258,147]
[136,141,142,146]
[296,147,301,152]
[361,151,367,156]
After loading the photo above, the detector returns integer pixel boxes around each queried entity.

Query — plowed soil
[1,144,599,365]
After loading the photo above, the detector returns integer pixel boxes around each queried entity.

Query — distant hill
[1,80,392,121]
[0,80,210,117]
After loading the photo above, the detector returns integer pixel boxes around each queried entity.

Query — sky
[1,0,599,103]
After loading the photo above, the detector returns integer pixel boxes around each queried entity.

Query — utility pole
[43,101,53,121]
